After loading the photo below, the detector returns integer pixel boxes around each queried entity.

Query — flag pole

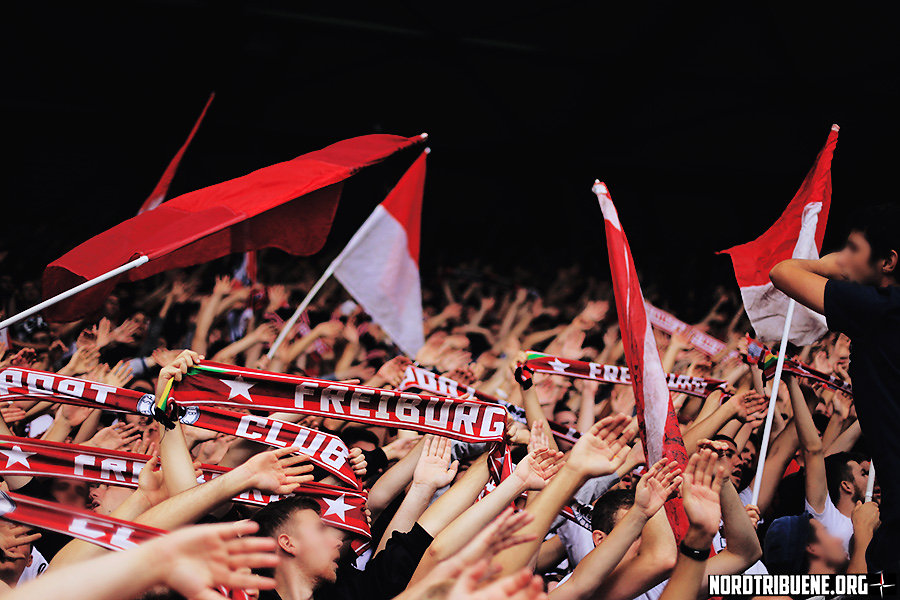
[266,206,385,360]
[865,459,876,502]
[750,298,796,506]
[267,143,430,360]
[0,255,150,331]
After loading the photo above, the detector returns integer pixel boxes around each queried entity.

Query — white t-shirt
[17,547,48,584]
[556,518,595,567]
[805,494,852,553]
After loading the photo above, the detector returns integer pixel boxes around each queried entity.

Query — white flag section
[720,124,839,346]
[737,203,827,345]
[334,151,427,356]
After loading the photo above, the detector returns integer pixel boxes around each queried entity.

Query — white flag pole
[865,459,876,502]
[750,298,796,506]
[266,205,385,360]
[0,255,150,331]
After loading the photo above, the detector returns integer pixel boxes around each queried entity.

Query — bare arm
[769,254,844,315]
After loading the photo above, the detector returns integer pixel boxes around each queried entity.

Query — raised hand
[111,319,140,345]
[105,360,135,388]
[728,390,768,423]
[350,447,367,480]
[58,403,95,427]
[382,435,421,461]
[566,414,635,478]
[137,455,170,507]
[0,404,27,424]
[85,422,142,451]
[633,458,682,518]
[527,420,551,453]
[0,522,42,560]
[448,560,546,600]
[154,520,278,599]
[373,355,412,387]
[412,435,459,490]
[680,448,727,540]
[237,447,314,495]
[511,448,565,491]
[156,350,203,398]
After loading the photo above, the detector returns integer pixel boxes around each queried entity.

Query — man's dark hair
[824,451,867,505]
[591,489,635,534]
[553,401,575,416]
[251,495,321,539]
[339,426,380,448]
[850,204,900,264]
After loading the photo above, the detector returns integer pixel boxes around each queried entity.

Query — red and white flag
[592,181,689,541]
[719,125,839,346]
[333,150,427,356]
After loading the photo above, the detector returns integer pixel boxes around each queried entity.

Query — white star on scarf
[548,358,569,373]
[221,379,255,402]
[322,495,351,522]
[1,446,36,468]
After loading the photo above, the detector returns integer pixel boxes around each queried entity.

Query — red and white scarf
[164,361,508,443]
[0,367,360,489]
[520,351,729,398]
[397,365,581,445]
[0,435,370,538]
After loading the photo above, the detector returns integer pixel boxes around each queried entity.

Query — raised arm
[769,253,845,315]
[786,375,828,512]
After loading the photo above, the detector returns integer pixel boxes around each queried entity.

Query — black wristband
[679,541,710,561]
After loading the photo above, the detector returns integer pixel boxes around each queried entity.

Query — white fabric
[333,205,425,356]
[17,546,47,584]
[557,518,595,567]
[805,494,852,553]
[739,202,828,346]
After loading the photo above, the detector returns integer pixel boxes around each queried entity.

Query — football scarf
[160,361,508,444]
[397,365,581,445]
[0,436,370,538]
[0,366,359,488]
[744,336,852,396]
[518,351,730,398]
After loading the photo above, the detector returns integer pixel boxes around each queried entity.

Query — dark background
[3,1,899,320]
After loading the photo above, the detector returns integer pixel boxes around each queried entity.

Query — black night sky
[4,1,899,320]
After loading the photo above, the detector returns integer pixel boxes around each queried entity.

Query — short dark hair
[850,204,900,264]
[339,426,380,448]
[591,489,635,534]
[553,401,575,416]
[824,451,867,505]
[251,495,321,539]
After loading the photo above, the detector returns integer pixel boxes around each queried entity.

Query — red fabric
[0,436,370,538]
[43,134,425,321]
[171,361,508,444]
[381,150,427,265]
[138,93,215,214]
[595,181,690,543]
[719,125,839,287]
[0,489,165,551]
[0,366,360,488]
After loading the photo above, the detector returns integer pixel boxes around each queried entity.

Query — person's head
[553,402,577,430]
[825,452,869,506]
[251,496,343,586]
[89,483,132,514]
[339,427,379,453]
[49,478,89,509]
[0,521,33,585]
[764,514,847,575]
[591,489,640,556]
[838,204,900,286]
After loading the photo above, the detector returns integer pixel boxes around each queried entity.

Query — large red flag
[42,133,426,322]
[719,125,839,345]
[592,181,689,542]
[138,93,215,214]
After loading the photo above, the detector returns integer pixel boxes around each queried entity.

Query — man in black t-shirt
[770,204,900,573]
[252,495,433,600]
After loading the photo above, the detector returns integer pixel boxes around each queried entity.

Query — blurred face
[808,519,848,569]
[843,460,868,503]
[50,478,89,509]
[279,509,343,584]
[592,507,641,559]
[838,231,883,285]
[350,439,376,453]
[737,440,757,486]
[89,483,131,514]
[554,410,577,430]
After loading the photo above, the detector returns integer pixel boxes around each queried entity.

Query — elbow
[769,261,788,289]
[651,542,678,573]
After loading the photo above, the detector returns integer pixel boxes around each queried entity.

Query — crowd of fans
[0,234,889,599]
